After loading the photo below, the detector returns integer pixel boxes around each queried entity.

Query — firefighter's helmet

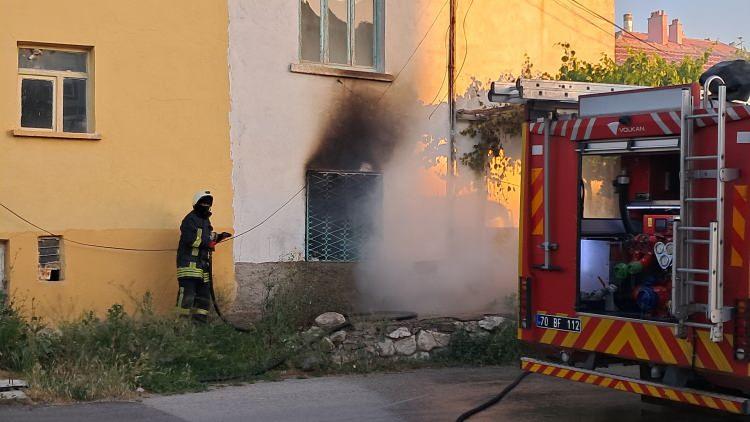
[192,190,213,206]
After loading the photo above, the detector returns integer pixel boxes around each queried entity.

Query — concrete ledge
[12,129,102,140]
[290,63,394,82]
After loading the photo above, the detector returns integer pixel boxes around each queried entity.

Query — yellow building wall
[0,0,234,321]
[414,0,616,104]
[399,0,615,225]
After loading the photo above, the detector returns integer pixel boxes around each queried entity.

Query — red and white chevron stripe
[527,104,750,141]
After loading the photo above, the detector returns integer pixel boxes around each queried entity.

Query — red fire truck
[495,76,750,414]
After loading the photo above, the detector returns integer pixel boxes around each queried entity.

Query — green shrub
[0,301,56,373]
[0,303,28,371]
[0,284,309,401]
[441,321,520,365]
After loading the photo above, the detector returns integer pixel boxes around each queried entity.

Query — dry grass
[25,360,138,403]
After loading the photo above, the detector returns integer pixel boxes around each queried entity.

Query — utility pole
[447,0,457,197]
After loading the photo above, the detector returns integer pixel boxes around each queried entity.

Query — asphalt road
[0,366,746,422]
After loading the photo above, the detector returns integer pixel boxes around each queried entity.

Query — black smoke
[306,91,401,171]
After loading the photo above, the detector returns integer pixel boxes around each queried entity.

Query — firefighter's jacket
[176,210,213,281]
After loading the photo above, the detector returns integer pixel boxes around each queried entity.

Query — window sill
[12,129,102,140]
[290,63,394,83]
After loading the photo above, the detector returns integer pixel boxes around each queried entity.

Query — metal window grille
[306,170,381,262]
[38,236,62,281]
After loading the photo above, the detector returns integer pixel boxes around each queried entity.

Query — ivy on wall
[462,44,712,177]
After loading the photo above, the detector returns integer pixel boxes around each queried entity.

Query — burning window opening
[306,170,382,262]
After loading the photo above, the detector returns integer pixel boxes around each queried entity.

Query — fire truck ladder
[488,78,645,103]
[672,77,736,342]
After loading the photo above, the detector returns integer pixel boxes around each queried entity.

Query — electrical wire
[218,185,306,244]
[0,184,306,336]
[564,0,668,54]
[428,0,474,120]
[376,0,449,104]
[203,185,305,333]
[431,0,476,108]
[0,184,306,253]
[428,94,447,120]
[453,0,475,87]
[548,0,616,40]
[428,0,609,119]
[495,179,520,188]
[0,202,176,252]
[455,371,532,421]
[427,26,451,108]
[1,1,649,254]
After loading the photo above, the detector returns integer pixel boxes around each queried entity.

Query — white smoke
[355,136,519,317]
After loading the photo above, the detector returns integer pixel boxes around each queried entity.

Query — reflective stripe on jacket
[176,210,212,277]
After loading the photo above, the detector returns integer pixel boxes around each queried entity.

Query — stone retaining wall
[297,312,507,370]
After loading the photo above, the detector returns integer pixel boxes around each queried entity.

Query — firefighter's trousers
[176,276,210,322]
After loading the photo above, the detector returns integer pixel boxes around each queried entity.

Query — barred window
[38,236,63,281]
[306,171,381,262]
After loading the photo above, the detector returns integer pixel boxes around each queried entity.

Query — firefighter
[176,190,231,322]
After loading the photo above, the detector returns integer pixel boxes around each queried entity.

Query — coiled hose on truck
[613,173,636,235]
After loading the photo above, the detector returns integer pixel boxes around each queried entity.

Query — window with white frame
[300,0,383,70]
[18,47,92,134]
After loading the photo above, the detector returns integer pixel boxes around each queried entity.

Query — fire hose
[200,247,359,383]
[455,371,532,421]
[206,248,251,333]
[200,184,307,333]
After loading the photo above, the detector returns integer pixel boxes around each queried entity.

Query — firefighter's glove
[208,241,217,250]
[217,232,232,242]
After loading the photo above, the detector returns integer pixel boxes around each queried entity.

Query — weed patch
[0,287,308,402]
[438,321,520,366]
[0,284,523,402]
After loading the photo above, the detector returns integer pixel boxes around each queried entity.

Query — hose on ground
[197,321,351,383]
[455,371,532,422]
[202,254,351,382]
[207,254,252,333]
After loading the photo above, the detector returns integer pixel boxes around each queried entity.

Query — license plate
[536,314,581,333]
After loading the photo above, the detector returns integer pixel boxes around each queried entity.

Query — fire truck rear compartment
[578,151,682,322]
[512,75,750,414]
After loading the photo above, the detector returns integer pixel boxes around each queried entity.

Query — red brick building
[616,10,739,69]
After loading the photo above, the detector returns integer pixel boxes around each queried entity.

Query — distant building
[616,10,739,68]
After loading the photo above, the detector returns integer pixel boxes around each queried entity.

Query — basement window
[306,170,382,262]
[17,46,95,138]
[300,0,384,70]
[38,236,63,281]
